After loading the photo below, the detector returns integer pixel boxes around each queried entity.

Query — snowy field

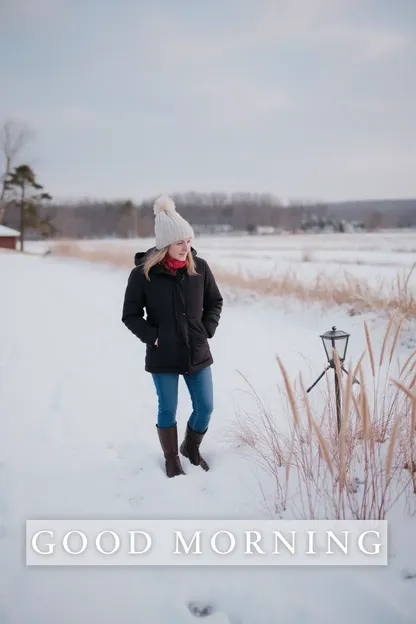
[28,230,416,293]
[0,235,415,623]
[196,231,416,292]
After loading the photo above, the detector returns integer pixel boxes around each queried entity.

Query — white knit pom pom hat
[153,194,194,250]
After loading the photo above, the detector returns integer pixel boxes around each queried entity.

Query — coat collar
[134,246,197,276]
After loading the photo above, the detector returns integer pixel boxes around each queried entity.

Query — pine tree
[5,164,53,251]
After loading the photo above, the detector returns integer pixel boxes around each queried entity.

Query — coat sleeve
[202,261,223,338]
[121,268,158,345]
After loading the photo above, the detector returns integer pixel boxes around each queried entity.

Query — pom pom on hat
[153,194,176,215]
[152,194,195,250]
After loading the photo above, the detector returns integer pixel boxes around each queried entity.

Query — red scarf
[163,254,187,273]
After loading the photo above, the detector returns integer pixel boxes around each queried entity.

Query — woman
[122,195,223,478]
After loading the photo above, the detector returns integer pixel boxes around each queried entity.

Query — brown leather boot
[180,425,209,471]
[156,424,185,478]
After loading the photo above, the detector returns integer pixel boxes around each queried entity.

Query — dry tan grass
[49,241,134,268]
[47,240,416,319]
[233,316,416,520]
[212,263,416,319]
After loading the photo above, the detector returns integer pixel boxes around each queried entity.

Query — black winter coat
[121,248,223,375]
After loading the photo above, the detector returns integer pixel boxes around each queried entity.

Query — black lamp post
[307,326,359,433]
[320,326,350,365]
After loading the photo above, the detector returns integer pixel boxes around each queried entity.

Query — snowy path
[0,250,415,623]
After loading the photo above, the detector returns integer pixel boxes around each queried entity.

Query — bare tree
[0,119,34,224]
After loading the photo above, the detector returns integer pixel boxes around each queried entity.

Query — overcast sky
[1,0,415,203]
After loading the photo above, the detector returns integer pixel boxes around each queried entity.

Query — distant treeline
[3,192,416,239]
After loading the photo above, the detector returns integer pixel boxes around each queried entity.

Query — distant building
[255,226,276,235]
[300,215,365,233]
[246,225,281,235]
[193,224,234,235]
[0,225,20,250]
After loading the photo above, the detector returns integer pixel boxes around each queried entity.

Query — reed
[234,315,416,520]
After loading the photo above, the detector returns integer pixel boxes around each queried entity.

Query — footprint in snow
[187,601,234,623]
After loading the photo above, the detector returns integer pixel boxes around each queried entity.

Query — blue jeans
[152,366,214,433]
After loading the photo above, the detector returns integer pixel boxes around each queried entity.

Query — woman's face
[168,238,192,260]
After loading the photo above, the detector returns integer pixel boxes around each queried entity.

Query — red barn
[0,225,20,250]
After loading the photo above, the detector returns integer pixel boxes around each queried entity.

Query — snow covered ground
[0,244,415,623]
[28,230,416,293]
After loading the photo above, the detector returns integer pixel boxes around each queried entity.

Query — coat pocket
[188,318,208,341]
[198,320,209,338]
[188,320,210,366]
[157,323,180,350]
[147,323,182,368]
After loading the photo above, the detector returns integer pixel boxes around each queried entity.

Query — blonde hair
[142,247,198,280]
